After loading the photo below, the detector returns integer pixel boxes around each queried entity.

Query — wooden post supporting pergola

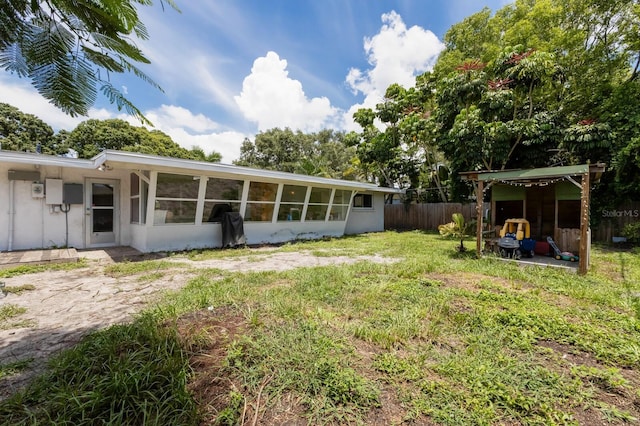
[579,171,590,275]
[475,179,484,257]
[461,163,606,275]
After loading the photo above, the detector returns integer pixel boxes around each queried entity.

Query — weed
[0,304,35,330]
[0,259,87,278]
[103,260,185,277]
[0,359,33,379]
[226,320,380,423]
[215,390,244,425]
[3,284,36,294]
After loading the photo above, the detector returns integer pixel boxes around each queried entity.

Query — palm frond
[3,0,170,120]
[81,46,125,73]
[0,42,29,76]
[101,82,153,126]
[90,33,148,63]
[118,57,163,92]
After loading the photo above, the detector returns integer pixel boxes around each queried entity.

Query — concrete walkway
[0,247,159,269]
[0,248,79,269]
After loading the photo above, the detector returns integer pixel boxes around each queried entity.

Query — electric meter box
[31,183,45,198]
[63,183,83,204]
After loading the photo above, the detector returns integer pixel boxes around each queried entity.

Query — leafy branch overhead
[0,0,179,124]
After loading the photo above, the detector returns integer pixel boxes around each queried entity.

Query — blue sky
[0,1,509,162]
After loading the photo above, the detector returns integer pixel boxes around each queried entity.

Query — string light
[491,176,570,187]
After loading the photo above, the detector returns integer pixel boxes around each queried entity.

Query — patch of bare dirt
[177,307,309,425]
[176,307,247,425]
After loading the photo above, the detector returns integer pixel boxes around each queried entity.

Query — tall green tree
[66,118,220,161]
[349,88,422,189]
[426,0,639,201]
[0,102,63,154]
[235,128,358,180]
[350,81,449,199]
[0,0,178,123]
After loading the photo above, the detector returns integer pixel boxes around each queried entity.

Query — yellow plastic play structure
[499,218,530,240]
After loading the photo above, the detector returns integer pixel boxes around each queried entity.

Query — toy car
[498,218,536,258]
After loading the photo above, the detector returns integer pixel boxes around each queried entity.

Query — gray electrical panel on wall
[63,183,83,204]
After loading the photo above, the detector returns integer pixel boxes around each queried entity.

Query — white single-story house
[0,150,402,252]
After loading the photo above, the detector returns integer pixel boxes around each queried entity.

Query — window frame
[352,193,373,209]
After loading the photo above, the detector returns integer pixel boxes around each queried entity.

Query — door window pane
[93,209,113,232]
[92,184,113,206]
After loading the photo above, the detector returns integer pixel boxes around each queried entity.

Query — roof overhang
[460,163,606,185]
[1,149,403,194]
[0,150,97,169]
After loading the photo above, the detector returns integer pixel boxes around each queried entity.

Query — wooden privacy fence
[384,202,640,243]
[591,201,640,242]
[384,203,476,232]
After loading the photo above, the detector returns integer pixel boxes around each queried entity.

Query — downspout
[8,180,14,251]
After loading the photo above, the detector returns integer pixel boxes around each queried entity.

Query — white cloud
[157,127,247,164]
[347,11,444,97]
[0,75,86,130]
[343,11,445,130]
[125,105,246,163]
[144,105,219,133]
[234,51,339,132]
[0,74,131,130]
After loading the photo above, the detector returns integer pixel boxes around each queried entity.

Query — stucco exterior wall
[1,162,131,251]
[344,192,385,235]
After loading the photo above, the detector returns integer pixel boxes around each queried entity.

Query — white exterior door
[85,179,119,247]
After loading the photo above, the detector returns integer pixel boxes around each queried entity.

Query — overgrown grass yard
[1,231,639,425]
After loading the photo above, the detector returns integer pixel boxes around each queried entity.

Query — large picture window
[154,173,199,224]
[277,184,307,221]
[245,181,278,222]
[305,187,331,221]
[329,189,352,221]
[203,178,244,222]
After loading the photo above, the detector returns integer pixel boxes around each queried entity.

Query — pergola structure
[461,163,606,275]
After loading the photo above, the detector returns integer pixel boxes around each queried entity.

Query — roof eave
[98,150,403,193]
[461,163,606,183]
[0,150,97,169]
